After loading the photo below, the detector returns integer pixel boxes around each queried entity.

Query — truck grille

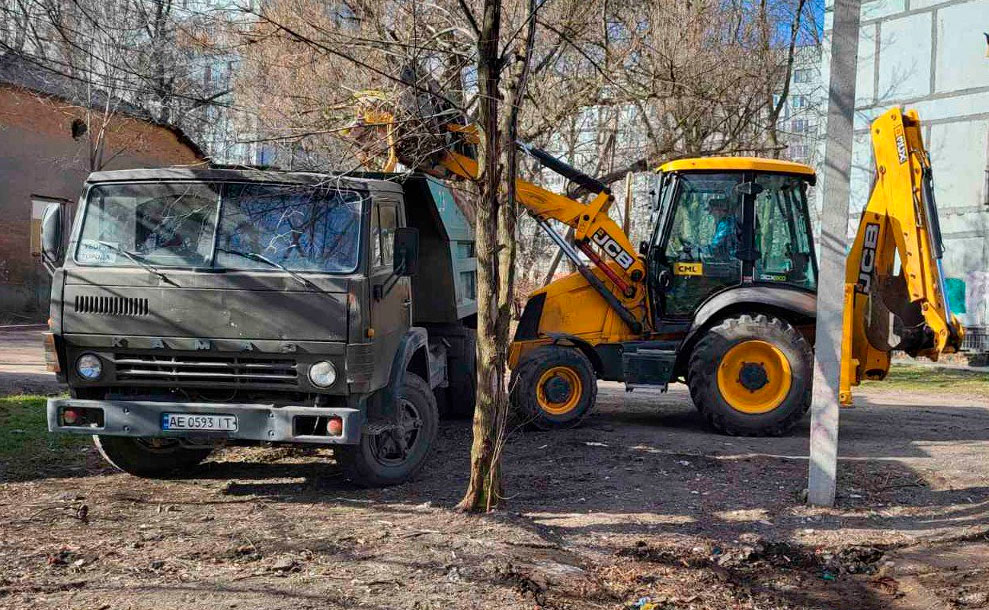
[75,295,150,317]
[113,354,298,385]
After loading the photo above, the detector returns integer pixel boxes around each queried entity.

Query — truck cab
[40,168,476,486]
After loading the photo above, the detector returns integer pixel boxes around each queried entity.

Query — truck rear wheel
[443,328,476,419]
[688,314,812,436]
[94,436,213,478]
[339,372,438,487]
[510,345,597,430]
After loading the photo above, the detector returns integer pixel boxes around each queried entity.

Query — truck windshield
[76,182,364,273]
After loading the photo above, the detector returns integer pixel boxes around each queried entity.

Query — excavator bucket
[350,66,476,179]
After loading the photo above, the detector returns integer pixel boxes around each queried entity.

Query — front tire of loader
[688,314,812,436]
[510,345,597,430]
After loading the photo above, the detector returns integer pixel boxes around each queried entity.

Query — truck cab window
[77,183,218,267]
[217,184,363,273]
[377,204,397,268]
[369,202,381,266]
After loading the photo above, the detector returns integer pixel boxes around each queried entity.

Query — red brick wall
[0,85,203,316]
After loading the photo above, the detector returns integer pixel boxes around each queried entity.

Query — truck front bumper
[47,398,364,445]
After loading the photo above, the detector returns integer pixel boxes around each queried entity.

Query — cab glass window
[377,204,398,269]
[661,173,743,316]
[663,174,743,263]
[77,183,218,268]
[754,174,816,290]
[216,183,363,273]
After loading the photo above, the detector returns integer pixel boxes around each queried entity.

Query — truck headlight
[76,353,103,380]
[308,361,337,387]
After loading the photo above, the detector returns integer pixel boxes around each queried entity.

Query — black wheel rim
[368,399,423,466]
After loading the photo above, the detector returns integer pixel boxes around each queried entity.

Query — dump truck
[39,167,477,486]
[353,93,963,436]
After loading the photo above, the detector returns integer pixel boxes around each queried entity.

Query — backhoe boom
[839,107,963,403]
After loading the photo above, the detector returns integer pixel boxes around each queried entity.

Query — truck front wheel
[688,313,812,436]
[94,436,213,478]
[339,372,438,487]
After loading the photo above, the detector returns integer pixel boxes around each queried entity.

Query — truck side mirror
[40,203,64,273]
[393,227,419,277]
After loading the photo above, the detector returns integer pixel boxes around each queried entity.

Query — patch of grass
[0,394,90,481]
[862,364,989,393]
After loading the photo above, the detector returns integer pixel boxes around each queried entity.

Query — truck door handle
[403,299,412,308]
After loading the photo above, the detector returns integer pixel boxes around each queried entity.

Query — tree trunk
[457,0,536,513]
[457,0,505,513]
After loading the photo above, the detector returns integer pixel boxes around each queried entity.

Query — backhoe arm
[350,94,647,330]
[839,107,964,404]
[435,145,646,295]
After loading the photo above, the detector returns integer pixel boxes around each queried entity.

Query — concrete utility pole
[807,0,861,507]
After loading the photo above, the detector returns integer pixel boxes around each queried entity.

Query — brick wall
[0,85,202,318]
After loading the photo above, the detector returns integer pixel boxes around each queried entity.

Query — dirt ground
[2,329,989,610]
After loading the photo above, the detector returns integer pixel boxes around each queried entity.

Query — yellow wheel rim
[536,366,583,415]
[716,340,792,414]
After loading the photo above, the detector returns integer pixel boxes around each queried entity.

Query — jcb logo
[591,228,635,270]
[894,126,908,165]
[856,222,880,293]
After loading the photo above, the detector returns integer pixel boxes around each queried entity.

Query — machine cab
[647,158,817,323]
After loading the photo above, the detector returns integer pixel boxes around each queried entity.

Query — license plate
[162,413,237,432]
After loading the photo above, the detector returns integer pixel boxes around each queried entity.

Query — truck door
[369,198,412,365]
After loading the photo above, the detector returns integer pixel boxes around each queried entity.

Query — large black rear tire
[443,328,476,419]
[510,345,597,430]
[94,436,213,478]
[688,314,812,436]
[339,372,438,487]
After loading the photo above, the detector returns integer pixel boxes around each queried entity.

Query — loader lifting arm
[350,94,647,334]
[839,107,964,404]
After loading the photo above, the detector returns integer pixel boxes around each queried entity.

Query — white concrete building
[822,0,989,330]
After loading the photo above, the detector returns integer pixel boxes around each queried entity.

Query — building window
[788,143,808,160]
[791,118,811,134]
[793,68,812,84]
[791,95,808,110]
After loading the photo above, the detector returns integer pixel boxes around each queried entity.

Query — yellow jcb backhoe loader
[351,90,963,436]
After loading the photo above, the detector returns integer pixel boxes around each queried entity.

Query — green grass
[0,394,90,481]
[862,363,989,393]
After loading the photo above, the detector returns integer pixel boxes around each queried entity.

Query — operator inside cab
[704,196,739,260]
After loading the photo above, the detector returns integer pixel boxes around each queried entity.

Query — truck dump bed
[362,173,477,324]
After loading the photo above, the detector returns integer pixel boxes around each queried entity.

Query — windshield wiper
[215,247,320,292]
[97,241,176,286]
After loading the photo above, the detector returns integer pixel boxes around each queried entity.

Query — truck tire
[444,328,476,419]
[688,313,812,436]
[510,345,597,430]
[339,372,438,487]
[94,436,213,478]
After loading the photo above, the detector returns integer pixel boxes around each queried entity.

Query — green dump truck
[39,168,476,486]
